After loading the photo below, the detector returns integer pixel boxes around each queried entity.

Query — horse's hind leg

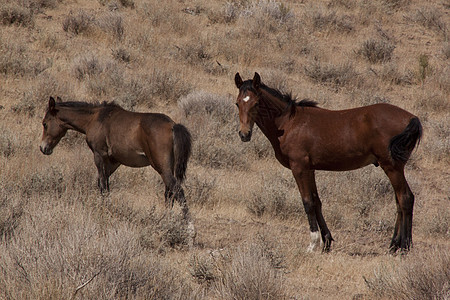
[161,170,190,219]
[381,164,414,253]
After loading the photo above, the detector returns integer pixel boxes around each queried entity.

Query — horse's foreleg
[292,169,322,252]
[310,174,333,252]
[94,152,108,194]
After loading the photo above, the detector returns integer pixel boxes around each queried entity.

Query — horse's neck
[255,91,288,137]
[58,107,95,134]
[255,91,290,166]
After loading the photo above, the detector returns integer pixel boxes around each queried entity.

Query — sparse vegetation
[358,38,395,63]
[0,0,448,299]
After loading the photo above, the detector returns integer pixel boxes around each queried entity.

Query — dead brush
[213,241,288,299]
[0,3,34,27]
[185,173,217,207]
[364,248,450,299]
[304,59,358,87]
[62,10,95,35]
[247,171,301,221]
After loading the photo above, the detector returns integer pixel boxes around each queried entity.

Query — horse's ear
[235,72,243,89]
[49,97,56,111]
[253,72,261,90]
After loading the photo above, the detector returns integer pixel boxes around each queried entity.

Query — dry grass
[0,0,449,299]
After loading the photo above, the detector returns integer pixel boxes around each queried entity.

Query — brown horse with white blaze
[235,72,422,253]
[40,97,192,220]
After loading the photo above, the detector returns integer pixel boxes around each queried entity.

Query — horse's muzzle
[239,130,252,142]
[40,145,53,155]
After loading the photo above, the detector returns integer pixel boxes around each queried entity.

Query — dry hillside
[0,0,449,299]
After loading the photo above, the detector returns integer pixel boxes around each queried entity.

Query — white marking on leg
[243,96,250,102]
[307,231,320,252]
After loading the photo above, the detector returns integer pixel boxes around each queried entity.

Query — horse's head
[40,97,67,155]
[234,72,261,142]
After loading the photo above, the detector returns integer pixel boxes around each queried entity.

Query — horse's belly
[114,151,151,168]
[312,154,377,171]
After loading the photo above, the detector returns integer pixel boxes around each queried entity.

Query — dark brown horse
[234,72,422,253]
[40,97,192,219]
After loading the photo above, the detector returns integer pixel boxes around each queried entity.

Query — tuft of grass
[358,38,395,63]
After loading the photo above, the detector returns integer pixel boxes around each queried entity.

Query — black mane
[240,79,318,108]
[56,101,120,109]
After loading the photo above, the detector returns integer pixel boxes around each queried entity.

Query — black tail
[389,117,422,162]
[173,124,192,183]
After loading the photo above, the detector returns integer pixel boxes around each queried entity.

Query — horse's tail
[173,123,192,183]
[389,117,422,163]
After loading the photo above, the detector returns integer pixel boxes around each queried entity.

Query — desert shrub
[443,42,450,59]
[189,251,219,284]
[358,38,395,63]
[0,3,34,27]
[0,38,49,77]
[147,68,191,103]
[245,1,294,24]
[364,248,450,299]
[433,64,450,93]
[99,0,135,9]
[62,10,95,35]
[179,90,273,168]
[409,7,448,37]
[247,171,302,221]
[185,172,217,207]
[419,117,449,164]
[73,53,104,80]
[379,62,414,85]
[139,207,194,251]
[423,209,449,236]
[214,241,288,300]
[0,194,24,240]
[178,91,246,169]
[307,7,354,33]
[97,12,124,40]
[179,90,235,124]
[12,73,70,117]
[304,59,358,86]
[111,47,131,63]
[382,0,411,11]
[0,198,193,299]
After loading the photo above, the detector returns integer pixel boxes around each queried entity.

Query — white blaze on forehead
[243,96,250,102]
